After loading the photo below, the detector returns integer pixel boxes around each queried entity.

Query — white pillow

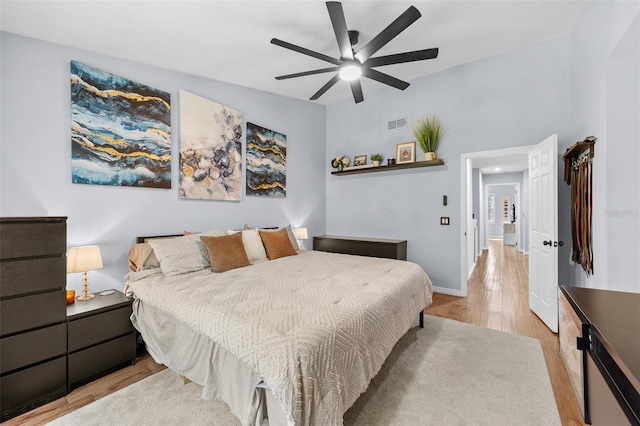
[226,229,268,263]
[148,235,207,276]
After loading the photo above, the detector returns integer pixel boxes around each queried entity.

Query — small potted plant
[370,153,383,167]
[412,114,445,161]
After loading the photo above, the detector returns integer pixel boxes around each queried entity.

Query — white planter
[373,160,380,167]
[423,152,437,161]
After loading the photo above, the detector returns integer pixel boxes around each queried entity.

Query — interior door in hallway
[528,134,559,333]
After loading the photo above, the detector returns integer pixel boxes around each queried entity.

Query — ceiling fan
[271,1,439,104]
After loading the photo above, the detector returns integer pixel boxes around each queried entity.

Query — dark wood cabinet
[67,290,136,390]
[0,217,68,422]
[559,286,640,425]
[313,235,407,260]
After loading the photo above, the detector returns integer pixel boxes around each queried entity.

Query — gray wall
[0,32,327,294]
[563,2,639,293]
[482,172,525,251]
[325,34,572,293]
[485,184,516,238]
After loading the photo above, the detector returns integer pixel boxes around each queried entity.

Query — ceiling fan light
[339,64,362,81]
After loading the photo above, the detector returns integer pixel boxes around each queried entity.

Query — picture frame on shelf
[396,141,416,164]
[353,155,367,166]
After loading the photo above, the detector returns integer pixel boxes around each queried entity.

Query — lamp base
[77,293,95,301]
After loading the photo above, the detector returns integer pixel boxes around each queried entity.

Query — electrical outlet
[440,217,450,225]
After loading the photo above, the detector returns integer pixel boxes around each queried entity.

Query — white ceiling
[473,153,529,175]
[1,0,587,105]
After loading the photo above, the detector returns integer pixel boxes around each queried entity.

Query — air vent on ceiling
[387,116,407,131]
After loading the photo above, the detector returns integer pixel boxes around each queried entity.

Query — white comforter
[128,250,432,425]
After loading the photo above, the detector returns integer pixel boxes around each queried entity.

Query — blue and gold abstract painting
[179,90,243,201]
[246,122,286,198]
[70,61,171,188]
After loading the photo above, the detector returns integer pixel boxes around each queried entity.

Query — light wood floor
[5,239,585,425]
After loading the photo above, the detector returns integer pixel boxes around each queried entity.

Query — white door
[529,134,559,332]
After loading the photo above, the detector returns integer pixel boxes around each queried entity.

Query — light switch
[440,217,450,225]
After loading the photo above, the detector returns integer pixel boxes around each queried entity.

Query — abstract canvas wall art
[70,61,171,188]
[246,122,286,198]
[179,90,243,201]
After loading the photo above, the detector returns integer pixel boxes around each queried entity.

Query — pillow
[127,242,159,272]
[227,229,268,263]
[250,224,298,250]
[259,228,298,260]
[200,233,251,272]
[147,235,209,276]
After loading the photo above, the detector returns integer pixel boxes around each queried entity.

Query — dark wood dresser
[0,217,68,422]
[559,286,640,425]
[313,235,407,260]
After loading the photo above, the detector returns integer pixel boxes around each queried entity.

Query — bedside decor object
[387,158,396,165]
[67,245,103,301]
[66,290,76,305]
[353,155,366,166]
[294,227,308,249]
[412,114,445,161]
[370,153,383,167]
[396,141,416,164]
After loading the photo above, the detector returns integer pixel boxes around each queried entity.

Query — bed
[126,227,432,426]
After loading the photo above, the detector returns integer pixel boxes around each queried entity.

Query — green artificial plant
[412,115,445,153]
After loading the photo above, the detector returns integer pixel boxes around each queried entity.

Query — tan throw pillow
[127,242,159,272]
[259,228,297,260]
[200,233,251,272]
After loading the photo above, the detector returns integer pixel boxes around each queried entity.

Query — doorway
[459,145,532,297]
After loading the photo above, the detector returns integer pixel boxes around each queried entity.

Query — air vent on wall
[387,116,407,131]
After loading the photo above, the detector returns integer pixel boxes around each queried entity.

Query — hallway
[425,238,585,425]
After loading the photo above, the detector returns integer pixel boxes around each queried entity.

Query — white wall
[0,33,327,294]
[325,34,572,293]
[485,184,516,238]
[564,2,640,293]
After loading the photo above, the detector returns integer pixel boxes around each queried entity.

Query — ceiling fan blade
[275,67,340,80]
[362,68,410,91]
[349,79,364,103]
[365,48,439,67]
[271,38,341,65]
[326,1,354,61]
[310,74,341,100]
[354,6,421,63]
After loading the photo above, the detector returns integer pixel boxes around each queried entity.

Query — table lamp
[67,245,103,301]
[294,227,308,250]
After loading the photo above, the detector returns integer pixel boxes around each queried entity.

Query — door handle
[544,240,564,247]
[554,241,564,247]
[543,240,552,246]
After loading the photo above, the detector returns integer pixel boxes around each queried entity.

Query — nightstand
[66,290,136,390]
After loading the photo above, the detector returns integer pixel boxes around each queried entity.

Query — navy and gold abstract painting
[179,90,243,201]
[246,123,286,198]
[70,61,171,188]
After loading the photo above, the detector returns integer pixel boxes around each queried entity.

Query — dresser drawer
[68,305,134,352]
[0,323,66,374]
[68,333,136,388]
[0,290,66,336]
[0,356,67,422]
[0,220,66,260]
[0,257,66,298]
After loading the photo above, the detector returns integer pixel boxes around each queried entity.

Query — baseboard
[432,286,463,297]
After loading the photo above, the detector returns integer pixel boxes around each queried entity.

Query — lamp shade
[294,227,308,240]
[67,245,103,273]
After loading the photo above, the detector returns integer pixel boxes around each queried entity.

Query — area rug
[48,315,561,425]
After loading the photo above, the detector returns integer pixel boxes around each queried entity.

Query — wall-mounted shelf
[331,159,444,176]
